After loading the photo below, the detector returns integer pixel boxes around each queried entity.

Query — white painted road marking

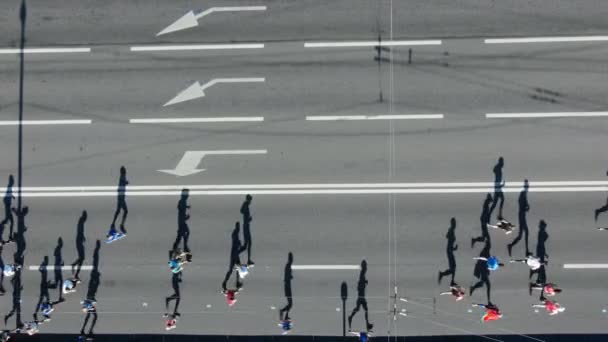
[130,44,264,52]
[14,181,608,191]
[304,40,442,48]
[0,47,91,54]
[12,187,608,197]
[158,150,268,177]
[0,120,92,126]
[164,78,265,106]
[291,265,360,270]
[29,265,93,271]
[8,181,608,197]
[563,264,608,269]
[485,36,608,44]
[157,6,267,36]
[130,117,264,124]
[487,112,608,118]
[306,114,444,121]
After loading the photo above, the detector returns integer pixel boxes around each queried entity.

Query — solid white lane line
[291,265,360,270]
[306,114,443,121]
[0,47,91,54]
[563,264,608,269]
[487,112,608,118]
[0,120,92,126]
[485,36,608,44]
[13,186,608,197]
[304,40,442,48]
[130,117,264,124]
[130,44,264,52]
[28,265,93,271]
[12,181,608,192]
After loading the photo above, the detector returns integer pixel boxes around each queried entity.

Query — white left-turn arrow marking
[158,150,268,177]
[157,6,267,36]
[164,78,265,106]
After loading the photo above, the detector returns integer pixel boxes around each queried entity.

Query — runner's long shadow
[81,240,100,338]
[71,211,87,280]
[49,237,64,301]
[279,252,294,322]
[222,222,243,289]
[0,175,15,242]
[470,237,493,303]
[239,194,253,265]
[173,189,191,252]
[488,157,505,221]
[508,179,530,257]
[4,204,29,329]
[33,256,50,321]
[439,218,458,286]
[348,260,373,332]
[531,220,550,279]
[110,166,129,234]
[472,194,492,248]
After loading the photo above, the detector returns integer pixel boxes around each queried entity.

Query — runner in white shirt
[509,254,546,271]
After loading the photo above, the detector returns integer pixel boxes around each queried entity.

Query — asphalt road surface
[0,0,607,339]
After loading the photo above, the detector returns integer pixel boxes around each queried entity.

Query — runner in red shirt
[529,282,562,297]
[222,278,243,307]
[532,300,565,315]
[472,303,502,322]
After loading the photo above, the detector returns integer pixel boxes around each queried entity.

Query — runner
[532,299,565,315]
[440,284,466,301]
[2,263,20,277]
[530,282,562,297]
[80,299,97,313]
[163,312,180,331]
[62,277,82,294]
[278,318,293,335]
[168,249,191,274]
[487,219,515,235]
[350,330,373,342]
[19,321,41,336]
[472,256,504,271]
[106,225,125,244]
[472,303,502,322]
[509,254,546,271]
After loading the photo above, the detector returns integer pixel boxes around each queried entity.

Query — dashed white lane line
[487,112,608,119]
[0,120,92,126]
[304,40,442,48]
[485,36,608,44]
[306,114,444,121]
[0,47,91,54]
[28,265,93,271]
[563,264,608,269]
[130,117,264,124]
[291,265,360,270]
[130,44,264,52]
